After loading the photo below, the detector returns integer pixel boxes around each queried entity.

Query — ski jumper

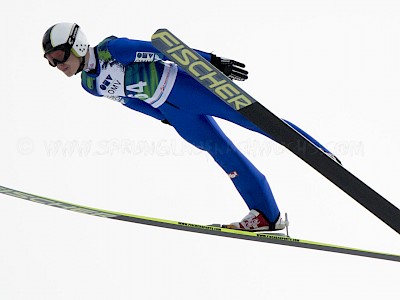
[81,36,331,223]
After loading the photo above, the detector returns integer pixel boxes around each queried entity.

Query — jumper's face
[45,48,81,77]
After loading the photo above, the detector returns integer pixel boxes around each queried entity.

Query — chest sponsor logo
[100,75,122,95]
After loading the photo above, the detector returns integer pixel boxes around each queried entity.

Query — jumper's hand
[210,54,248,81]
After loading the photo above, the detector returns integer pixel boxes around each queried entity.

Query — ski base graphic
[151,28,400,235]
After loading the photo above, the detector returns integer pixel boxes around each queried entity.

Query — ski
[0,185,399,262]
[151,29,400,235]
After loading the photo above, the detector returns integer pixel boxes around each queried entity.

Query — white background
[1,0,399,299]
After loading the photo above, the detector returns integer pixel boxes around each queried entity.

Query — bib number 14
[126,81,148,100]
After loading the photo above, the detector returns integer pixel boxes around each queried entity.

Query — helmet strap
[75,56,86,75]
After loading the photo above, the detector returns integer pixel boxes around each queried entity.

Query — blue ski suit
[81,36,331,223]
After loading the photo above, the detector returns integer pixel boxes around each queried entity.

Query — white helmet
[42,22,89,57]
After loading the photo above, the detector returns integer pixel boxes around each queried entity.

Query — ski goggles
[44,46,71,67]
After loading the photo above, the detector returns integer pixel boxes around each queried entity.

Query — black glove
[210,54,248,81]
